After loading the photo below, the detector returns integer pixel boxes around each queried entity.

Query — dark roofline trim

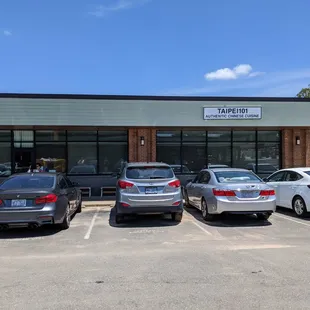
[0,92,309,102]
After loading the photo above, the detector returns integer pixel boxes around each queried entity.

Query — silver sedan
[184,168,276,221]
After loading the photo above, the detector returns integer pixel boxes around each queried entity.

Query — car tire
[60,206,71,230]
[76,198,82,213]
[115,214,124,224]
[293,196,308,217]
[172,212,183,222]
[201,199,215,221]
[257,213,271,221]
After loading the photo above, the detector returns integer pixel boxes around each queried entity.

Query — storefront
[0,93,309,197]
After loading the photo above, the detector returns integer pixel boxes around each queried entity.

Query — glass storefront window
[67,131,97,141]
[99,131,127,142]
[156,131,181,142]
[68,142,97,174]
[256,142,280,176]
[182,131,206,142]
[14,130,34,148]
[208,142,231,167]
[36,143,66,173]
[157,143,181,168]
[208,131,231,142]
[0,143,11,176]
[182,143,206,173]
[99,142,127,173]
[233,143,256,169]
[0,131,11,141]
[36,130,66,142]
[233,131,256,142]
[258,131,280,142]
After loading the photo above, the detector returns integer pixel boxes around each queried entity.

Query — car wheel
[201,199,215,221]
[172,212,183,222]
[257,213,271,221]
[115,214,124,224]
[60,206,71,230]
[76,197,82,213]
[293,196,308,217]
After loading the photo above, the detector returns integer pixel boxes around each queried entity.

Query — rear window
[215,171,261,183]
[0,175,55,189]
[304,171,310,176]
[126,166,174,179]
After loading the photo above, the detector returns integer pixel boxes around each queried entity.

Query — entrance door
[14,149,35,173]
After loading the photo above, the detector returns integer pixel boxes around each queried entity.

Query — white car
[264,168,310,217]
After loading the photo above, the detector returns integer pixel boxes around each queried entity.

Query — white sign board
[203,106,262,120]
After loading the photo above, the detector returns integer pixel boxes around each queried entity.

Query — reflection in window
[208,131,231,142]
[258,131,280,142]
[256,143,280,176]
[233,143,256,169]
[0,143,11,176]
[157,143,181,167]
[36,130,66,142]
[156,131,181,142]
[233,131,256,142]
[208,142,231,167]
[0,131,11,141]
[68,142,97,174]
[98,131,127,142]
[99,142,127,173]
[182,131,205,142]
[182,143,206,173]
[36,143,66,173]
[67,131,97,141]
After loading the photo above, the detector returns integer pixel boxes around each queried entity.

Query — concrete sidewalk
[82,200,115,208]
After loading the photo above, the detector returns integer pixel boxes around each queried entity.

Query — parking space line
[273,213,310,227]
[190,220,213,235]
[84,207,100,240]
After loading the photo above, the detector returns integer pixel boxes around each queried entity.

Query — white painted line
[273,213,310,227]
[190,220,212,235]
[84,207,100,240]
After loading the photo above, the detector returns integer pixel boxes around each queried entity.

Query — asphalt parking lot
[1,205,310,310]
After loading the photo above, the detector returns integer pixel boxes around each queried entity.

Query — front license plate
[145,187,157,194]
[11,199,27,207]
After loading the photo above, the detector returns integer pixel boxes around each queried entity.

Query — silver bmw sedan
[184,168,276,221]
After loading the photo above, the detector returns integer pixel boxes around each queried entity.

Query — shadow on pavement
[0,225,62,239]
[276,206,310,219]
[109,206,180,228]
[185,206,272,228]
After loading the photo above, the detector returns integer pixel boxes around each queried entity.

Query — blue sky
[1,0,310,97]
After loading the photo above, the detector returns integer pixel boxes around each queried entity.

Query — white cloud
[162,68,310,97]
[89,0,151,17]
[248,71,265,78]
[3,30,12,36]
[204,64,264,81]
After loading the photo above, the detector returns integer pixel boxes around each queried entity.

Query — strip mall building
[0,93,309,197]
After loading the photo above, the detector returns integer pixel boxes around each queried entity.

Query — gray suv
[115,162,183,223]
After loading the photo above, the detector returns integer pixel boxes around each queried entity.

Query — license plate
[241,191,255,198]
[11,199,27,207]
[145,187,157,194]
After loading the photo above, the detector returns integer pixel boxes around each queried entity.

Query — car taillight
[121,202,130,207]
[35,194,58,205]
[212,189,236,197]
[168,180,181,188]
[260,190,275,196]
[172,201,181,206]
[118,180,134,189]
[0,199,3,205]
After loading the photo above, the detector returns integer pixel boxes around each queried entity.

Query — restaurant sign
[203,106,262,120]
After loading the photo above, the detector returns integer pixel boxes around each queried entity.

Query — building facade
[0,93,309,197]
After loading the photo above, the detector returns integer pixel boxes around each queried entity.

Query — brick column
[128,128,157,162]
[306,129,310,167]
[292,129,306,167]
[282,129,293,168]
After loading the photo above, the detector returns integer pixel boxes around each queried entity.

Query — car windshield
[0,175,55,189]
[215,171,261,183]
[126,166,174,179]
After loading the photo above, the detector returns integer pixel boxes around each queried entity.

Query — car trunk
[0,189,53,210]
[220,183,265,200]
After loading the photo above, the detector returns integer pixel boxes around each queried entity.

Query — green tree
[297,84,310,98]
